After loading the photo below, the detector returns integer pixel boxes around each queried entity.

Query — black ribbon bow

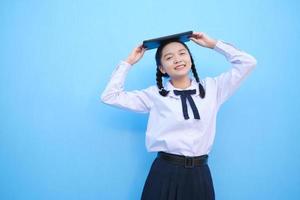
[173,89,200,120]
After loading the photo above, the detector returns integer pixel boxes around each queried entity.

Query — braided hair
[155,39,205,98]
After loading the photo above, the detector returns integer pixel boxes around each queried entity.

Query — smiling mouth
[175,64,186,70]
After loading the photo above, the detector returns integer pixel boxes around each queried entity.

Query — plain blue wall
[1,0,299,199]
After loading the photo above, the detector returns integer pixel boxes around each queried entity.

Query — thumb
[190,37,198,43]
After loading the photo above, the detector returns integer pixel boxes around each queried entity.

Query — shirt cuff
[120,60,133,67]
[213,40,241,58]
[113,60,133,73]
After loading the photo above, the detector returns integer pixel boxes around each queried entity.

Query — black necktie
[173,89,200,120]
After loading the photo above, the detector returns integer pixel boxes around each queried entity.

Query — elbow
[100,92,109,104]
[100,92,116,105]
[250,53,257,66]
[247,55,257,69]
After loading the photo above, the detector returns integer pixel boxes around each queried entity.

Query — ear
[159,65,166,74]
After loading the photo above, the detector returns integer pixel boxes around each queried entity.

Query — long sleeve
[213,41,257,106]
[101,61,153,113]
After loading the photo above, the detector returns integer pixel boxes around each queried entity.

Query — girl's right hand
[125,44,147,65]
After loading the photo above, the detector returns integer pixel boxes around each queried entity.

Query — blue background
[1,0,299,199]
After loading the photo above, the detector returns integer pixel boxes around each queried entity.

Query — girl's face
[159,42,192,80]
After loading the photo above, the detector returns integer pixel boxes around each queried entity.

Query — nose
[173,55,182,64]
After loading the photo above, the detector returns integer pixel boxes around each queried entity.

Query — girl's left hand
[190,32,217,49]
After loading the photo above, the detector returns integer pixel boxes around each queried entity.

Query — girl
[101,32,257,200]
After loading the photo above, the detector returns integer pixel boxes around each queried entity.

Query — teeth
[175,65,185,70]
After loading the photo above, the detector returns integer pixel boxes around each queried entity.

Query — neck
[170,76,191,89]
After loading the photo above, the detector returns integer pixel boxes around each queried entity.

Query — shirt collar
[165,78,201,99]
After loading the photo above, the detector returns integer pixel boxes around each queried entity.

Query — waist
[157,151,208,168]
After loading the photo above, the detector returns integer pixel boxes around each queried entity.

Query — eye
[180,52,186,55]
[166,56,172,60]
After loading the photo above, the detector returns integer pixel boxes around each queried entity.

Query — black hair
[155,39,205,98]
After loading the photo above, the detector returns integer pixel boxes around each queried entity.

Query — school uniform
[101,40,257,200]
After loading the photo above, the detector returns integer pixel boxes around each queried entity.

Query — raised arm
[190,32,257,106]
[101,45,154,113]
[212,40,257,106]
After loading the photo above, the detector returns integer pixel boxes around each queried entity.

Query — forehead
[161,42,187,55]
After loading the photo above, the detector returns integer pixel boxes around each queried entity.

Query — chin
[171,73,190,79]
[174,69,190,76]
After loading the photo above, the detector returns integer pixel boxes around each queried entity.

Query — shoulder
[202,77,217,88]
[143,85,157,91]
[140,85,159,96]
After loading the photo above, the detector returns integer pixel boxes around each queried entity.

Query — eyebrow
[163,49,187,58]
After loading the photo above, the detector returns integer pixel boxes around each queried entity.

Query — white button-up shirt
[101,40,257,156]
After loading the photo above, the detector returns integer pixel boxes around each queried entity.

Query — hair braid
[190,57,205,98]
[156,67,169,96]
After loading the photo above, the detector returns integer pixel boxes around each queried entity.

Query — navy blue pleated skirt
[141,153,215,200]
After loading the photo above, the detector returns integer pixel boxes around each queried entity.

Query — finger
[136,44,141,50]
[190,37,200,42]
[136,44,147,55]
[192,31,200,36]
[138,44,148,52]
[143,45,148,51]
[190,34,199,40]
[192,32,203,38]
[136,44,145,52]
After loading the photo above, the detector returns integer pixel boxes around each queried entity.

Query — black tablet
[142,31,193,50]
